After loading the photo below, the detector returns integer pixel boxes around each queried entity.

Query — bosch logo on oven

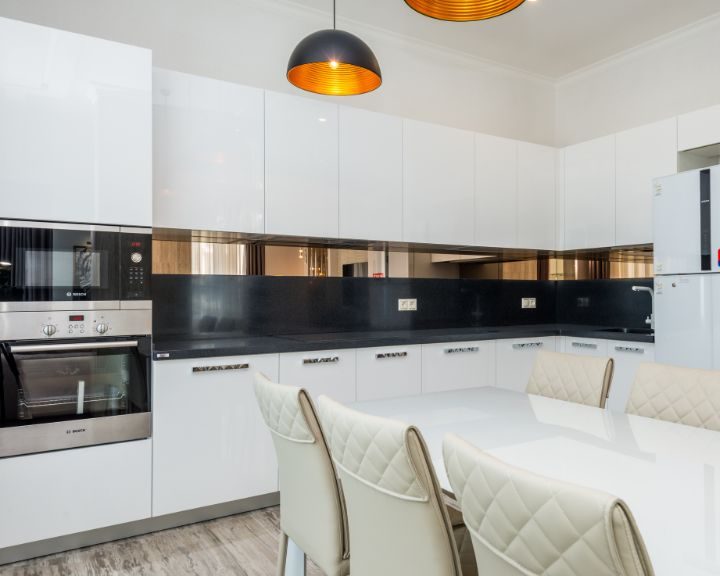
[66,291,88,297]
[65,428,87,435]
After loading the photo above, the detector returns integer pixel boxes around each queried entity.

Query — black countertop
[153,324,654,361]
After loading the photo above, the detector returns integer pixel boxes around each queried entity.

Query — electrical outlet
[521,298,537,309]
[398,298,417,312]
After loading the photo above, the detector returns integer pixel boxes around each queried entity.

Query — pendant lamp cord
[333,0,336,29]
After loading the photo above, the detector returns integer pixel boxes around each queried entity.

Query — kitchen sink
[597,327,654,336]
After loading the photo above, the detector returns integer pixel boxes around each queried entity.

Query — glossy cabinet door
[279,349,356,403]
[607,341,655,413]
[0,17,151,226]
[518,142,557,250]
[495,337,557,392]
[0,440,151,548]
[153,69,265,233]
[403,120,475,245]
[615,118,677,246]
[560,336,609,357]
[677,105,720,152]
[152,355,279,517]
[475,134,518,248]
[422,341,495,393]
[356,345,421,401]
[564,135,616,249]
[339,107,403,241]
[265,91,339,238]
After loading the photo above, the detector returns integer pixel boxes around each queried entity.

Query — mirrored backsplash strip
[152,276,653,341]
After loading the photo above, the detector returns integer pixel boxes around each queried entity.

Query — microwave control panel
[120,231,151,301]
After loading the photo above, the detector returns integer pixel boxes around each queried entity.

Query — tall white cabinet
[403,120,475,245]
[153,69,265,233]
[265,91,339,238]
[0,17,151,226]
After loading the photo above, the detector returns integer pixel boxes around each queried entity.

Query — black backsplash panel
[152,276,557,340]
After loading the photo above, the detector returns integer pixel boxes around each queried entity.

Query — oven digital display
[68,315,85,322]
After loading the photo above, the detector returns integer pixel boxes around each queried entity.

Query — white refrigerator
[654,166,720,369]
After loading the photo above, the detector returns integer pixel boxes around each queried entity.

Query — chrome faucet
[632,286,654,330]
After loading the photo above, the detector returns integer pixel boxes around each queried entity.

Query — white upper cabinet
[403,120,475,245]
[518,142,557,250]
[564,135,616,250]
[265,91,339,238]
[615,118,677,246]
[475,134,518,247]
[677,105,720,151]
[339,107,403,241]
[153,69,265,233]
[0,17,151,226]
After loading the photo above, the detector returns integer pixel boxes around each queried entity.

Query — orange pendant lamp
[287,0,382,96]
[405,0,526,21]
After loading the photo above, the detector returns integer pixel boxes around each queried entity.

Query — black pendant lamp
[404,0,526,22]
[287,0,382,96]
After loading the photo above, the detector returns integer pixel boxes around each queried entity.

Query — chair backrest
[443,434,655,576]
[626,362,720,431]
[318,395,462,576]
[254,373,348,576]
[526,350,614,408]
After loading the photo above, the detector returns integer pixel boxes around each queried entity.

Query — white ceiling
[283,0,720,79]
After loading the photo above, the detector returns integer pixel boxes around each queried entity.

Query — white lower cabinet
[421,341,495,394]
[560,336,609,357]
[607,341,655,413]
[356,346,421,401]
[0,440,151,548]
[152,355,279,517]
[495,337,558,392]
[279,349,356,403]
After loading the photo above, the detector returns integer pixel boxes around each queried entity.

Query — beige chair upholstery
[443,433,655,576]
[254,373,349,576]
[318,395,477,576]
[526,350,614,408]
[626,363,720,431]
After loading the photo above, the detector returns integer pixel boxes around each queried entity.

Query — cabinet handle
[614,346,645,354]
[192,363,249,373]
[572,342,598,350]
[303,356,340,365]
[444,346,479,355]
[512,342,544,350]
[375,351,408,360]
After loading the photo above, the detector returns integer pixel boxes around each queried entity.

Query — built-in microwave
[0,220,151,311]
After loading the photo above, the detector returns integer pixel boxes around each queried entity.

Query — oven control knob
[41,324,57,337]
[96,323,109,335]
[130,252,143,264]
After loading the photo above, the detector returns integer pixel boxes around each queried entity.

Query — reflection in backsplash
[152,237,653,281]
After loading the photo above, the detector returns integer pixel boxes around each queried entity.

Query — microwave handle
[9,341,139,354]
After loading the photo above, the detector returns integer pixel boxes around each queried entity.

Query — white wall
[0,0,556,145]
[556,14,720,146]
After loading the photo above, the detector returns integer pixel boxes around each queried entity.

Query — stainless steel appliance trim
[120,226,152,235]
[572,342,598,349]
[9,340,139,354]
[303,356,340,365]
[120,300,153,310]
[0,412,151,459]
[614,345,645,354]
[0,220,119,233]
[0,301,122,312]
[192,363,249,373]
[444,346,480,354]
[375,351,408,360]
[512,342,544,350]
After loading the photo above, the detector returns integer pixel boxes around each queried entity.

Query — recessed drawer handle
[192,363,249,373]
[572,342,598,350]
[512,342,544,350]
[375,352,408,360]
[614,346,645,354]
[303,356,340,365]
[444,347,479,355]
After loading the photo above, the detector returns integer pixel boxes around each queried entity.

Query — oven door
[0,336,151,457]
[0,221,121,310]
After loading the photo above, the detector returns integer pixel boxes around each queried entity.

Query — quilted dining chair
[526,350,615,408]
[443,433,655,576]
[254,373,349,576]
[318,395,477,576]
[626,362,720,431]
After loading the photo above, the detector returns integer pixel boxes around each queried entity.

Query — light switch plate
[521,298,537,309]
[398,298,417,312]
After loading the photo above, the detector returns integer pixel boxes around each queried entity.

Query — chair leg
[277,531,289,576]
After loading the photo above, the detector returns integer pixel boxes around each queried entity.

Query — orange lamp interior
[405,0,526,21]
[287,61,382,96]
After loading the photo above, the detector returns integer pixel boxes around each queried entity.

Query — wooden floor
[0,507,322,576]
